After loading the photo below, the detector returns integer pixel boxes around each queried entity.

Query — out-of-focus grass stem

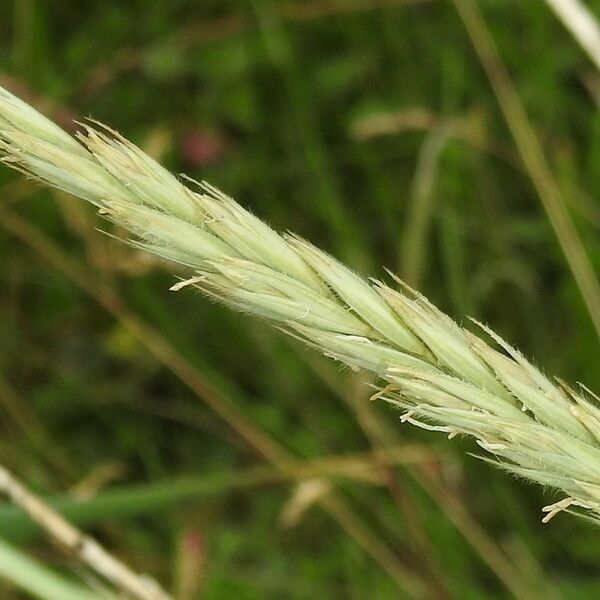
[0,206,426,599]
[454,0,600,341]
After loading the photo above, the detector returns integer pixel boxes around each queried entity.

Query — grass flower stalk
[2,84,600,523]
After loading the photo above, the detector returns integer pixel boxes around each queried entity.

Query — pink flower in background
[180,129,226,167]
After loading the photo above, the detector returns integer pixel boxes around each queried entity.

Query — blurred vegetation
[1,0,600,598]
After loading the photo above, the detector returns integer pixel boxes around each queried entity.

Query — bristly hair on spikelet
[3,83,600,524]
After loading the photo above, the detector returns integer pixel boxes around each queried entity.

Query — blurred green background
[1,0,600,598]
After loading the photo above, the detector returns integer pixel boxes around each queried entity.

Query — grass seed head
[2,83,600,523]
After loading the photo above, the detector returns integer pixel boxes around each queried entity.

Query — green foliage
[1,0,600,598]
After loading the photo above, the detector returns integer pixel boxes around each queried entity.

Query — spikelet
[2,84,600,523]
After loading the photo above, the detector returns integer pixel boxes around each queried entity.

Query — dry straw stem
[0,464,171,600]
[0,536,102,600]
[545,0,600,71]
[1,210,535,600]
[0,208,428,598]
[2,86,600,525]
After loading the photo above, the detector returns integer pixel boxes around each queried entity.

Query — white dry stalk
[545,0,600,72]
[2,86,600,524]
[0,464,171,600]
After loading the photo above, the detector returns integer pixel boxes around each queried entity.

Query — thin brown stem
[0,206,425,598]
[299,350,540,600]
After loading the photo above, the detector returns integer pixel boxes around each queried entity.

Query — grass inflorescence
[2,83,600,526]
